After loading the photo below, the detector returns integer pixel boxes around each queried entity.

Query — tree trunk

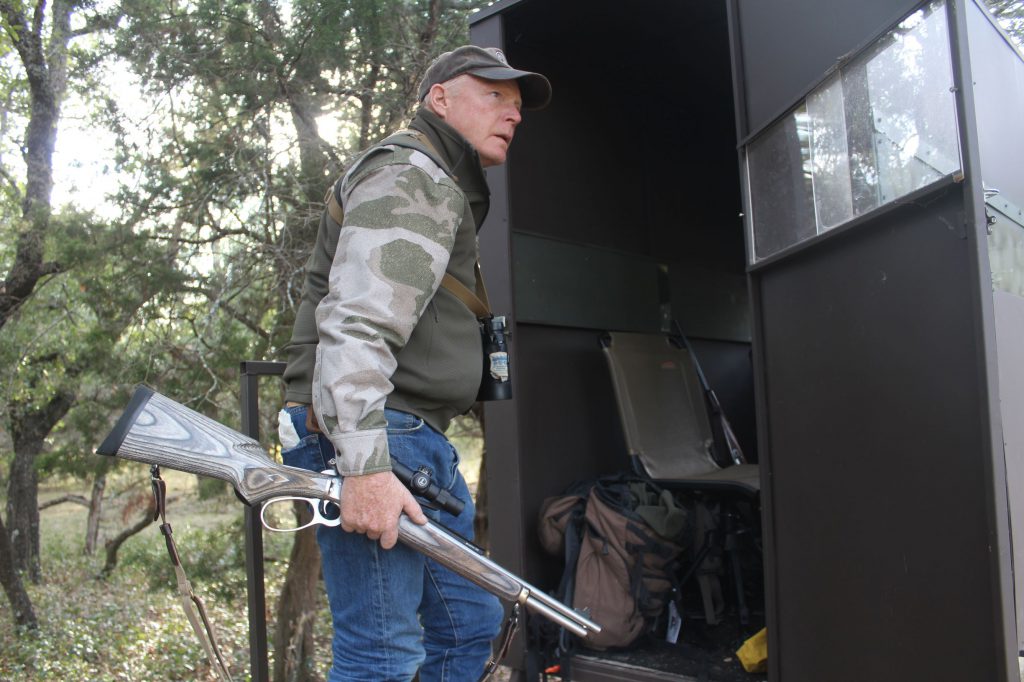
[0,0,72,332]
[7,388,75,581]
[84,471,107,555]
[101,496,157,577]
[474,456,489,553]
[6,444,41,583]
[0,0,75,586]
[357,62,381,151]
[273,503,322,682]
[471,404,488,552]
[0,510,38,629]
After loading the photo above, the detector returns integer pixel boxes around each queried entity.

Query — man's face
[436,75,523,167]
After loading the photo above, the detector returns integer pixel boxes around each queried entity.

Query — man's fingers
[404,495,428,526]
[379,527,399,550]
[338,470,430,548]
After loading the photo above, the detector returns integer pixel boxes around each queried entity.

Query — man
[277,45,551,681]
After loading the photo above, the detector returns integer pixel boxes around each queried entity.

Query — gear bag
[538,474,688,651]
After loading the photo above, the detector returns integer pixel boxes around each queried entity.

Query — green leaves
[1,0,490,640]
[985,0,1024,47]
[0,494,316,681]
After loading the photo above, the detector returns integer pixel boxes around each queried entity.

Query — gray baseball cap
[417,45,552,110]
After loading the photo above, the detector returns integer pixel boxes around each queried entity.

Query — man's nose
[507,106,522,125]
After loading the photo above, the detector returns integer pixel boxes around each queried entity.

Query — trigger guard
[316,499,342,525]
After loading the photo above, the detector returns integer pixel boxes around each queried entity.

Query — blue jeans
[277,405,503,682]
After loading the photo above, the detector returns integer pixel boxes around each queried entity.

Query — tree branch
[0,165,22,201]
[0,0,34,71]
[67,8,123,38]
[39,494,89,510]
[183,284,273,341]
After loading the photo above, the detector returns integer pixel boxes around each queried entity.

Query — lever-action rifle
[96,385,601,640]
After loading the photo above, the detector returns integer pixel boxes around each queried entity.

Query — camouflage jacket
[283,109,490,477]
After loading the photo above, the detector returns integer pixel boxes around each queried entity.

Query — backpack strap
[323,129,491,319]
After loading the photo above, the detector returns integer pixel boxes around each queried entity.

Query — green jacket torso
[282,109,489,475]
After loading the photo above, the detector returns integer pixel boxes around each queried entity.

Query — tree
[0,0,182,619]
[0,0,71,333]
[107,2,486,677]
[984,0,1024,47]
[0,0,77,618]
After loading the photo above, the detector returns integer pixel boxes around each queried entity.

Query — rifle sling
[151,466,235,682]
[478,602,521,682]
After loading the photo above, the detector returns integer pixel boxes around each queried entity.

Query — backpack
[538,474,689,652]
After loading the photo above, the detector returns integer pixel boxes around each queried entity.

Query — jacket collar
[409,108,490,210]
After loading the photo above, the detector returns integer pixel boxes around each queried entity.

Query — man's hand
[340,470,428,549]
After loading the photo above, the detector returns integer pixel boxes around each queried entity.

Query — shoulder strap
[442,266,490,319]
[381,128,450,175]
[324,130,492,319]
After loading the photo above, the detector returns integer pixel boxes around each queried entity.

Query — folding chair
[601,331,760,626]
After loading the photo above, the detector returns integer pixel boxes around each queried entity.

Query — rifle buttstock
[97,385,338,505]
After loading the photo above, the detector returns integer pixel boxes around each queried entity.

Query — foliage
[0,487,329,681]
[985,0,1024,47]
[119,514,293,600]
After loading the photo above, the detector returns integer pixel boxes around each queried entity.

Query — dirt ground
[490,666,513,681]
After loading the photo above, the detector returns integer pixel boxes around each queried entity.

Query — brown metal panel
[734,0,922,135]
[470,13,535,674]
[756,192,1001,681]
[496,0,743,273]
[966,0,1024,209]
[993,290,1024,654]
[948,1,1018,673]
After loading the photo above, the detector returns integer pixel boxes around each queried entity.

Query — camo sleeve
[312,149,464,477]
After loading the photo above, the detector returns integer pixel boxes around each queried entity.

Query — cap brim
[468,66,552,110]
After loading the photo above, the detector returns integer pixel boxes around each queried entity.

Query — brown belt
[284,402,322,434]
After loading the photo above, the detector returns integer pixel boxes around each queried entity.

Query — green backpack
[538,474,689,651]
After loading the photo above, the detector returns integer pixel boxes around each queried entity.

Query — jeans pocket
[385,409,425,434]
[279,405,331,472]
[281,434,326,471]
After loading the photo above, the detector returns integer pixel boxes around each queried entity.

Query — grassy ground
[1,426,487,681]
[1,470,298,681]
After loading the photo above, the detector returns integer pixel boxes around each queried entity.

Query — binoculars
[477,315,512,401]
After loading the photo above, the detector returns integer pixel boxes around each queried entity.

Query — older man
[278,46,551,681]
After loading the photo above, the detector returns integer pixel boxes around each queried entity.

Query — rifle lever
[261,496,342,532]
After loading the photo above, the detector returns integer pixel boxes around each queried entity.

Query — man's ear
[427,83,449,119]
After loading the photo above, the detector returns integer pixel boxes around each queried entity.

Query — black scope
[390,459,465,517]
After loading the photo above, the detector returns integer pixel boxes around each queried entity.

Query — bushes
[0,548,253,680]
[120,517,259,600]
[1,492,330,680]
